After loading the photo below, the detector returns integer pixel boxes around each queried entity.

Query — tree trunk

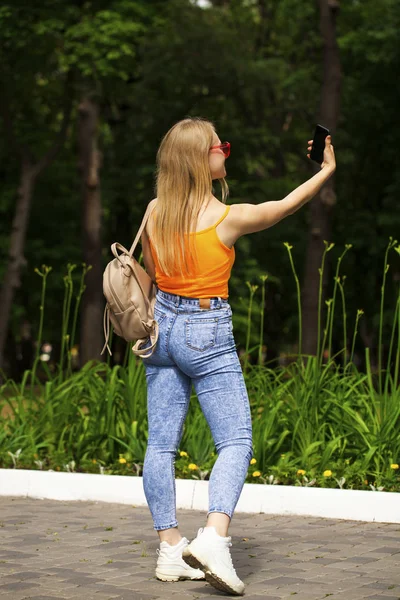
[0,159,35,371]
[78,97,104,366]
[301,0,342,356]
[0,72,73,375]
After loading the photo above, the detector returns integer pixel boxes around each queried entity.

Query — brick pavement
[0,496,399,600]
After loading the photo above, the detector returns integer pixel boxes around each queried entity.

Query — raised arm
[229,135,336,237]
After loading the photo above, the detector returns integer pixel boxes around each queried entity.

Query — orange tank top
[149,205,235,298]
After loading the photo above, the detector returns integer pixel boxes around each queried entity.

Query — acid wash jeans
[140,286,253,531]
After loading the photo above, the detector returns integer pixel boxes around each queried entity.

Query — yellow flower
[252,471,261,477]
[323,470,332,477]
[180,451,188,457]
[390,463,399,470]
[364,480,368,485]
[33,453,38,459]
[119,457,127,464]
[92,459,97,464]
[250,458,257,465]
[297,469,306,476]
[188,463,198,470]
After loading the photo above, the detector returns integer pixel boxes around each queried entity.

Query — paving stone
[260,565,306,575]
[0,581,41,591]
[0,595,31,600]
[366,597,400,600]
[280,595,326,600]
[346,555,382,563]
[243,597,282,600]
[0,570,46,582]
[258,575,306,585]
[371,546,400,554]
[362,582,400,590]
[20,597,63,600]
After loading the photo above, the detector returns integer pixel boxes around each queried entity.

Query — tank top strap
[212,204,230,229]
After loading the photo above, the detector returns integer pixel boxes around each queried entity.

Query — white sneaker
[155,536,205,582]
[182,526,245,596]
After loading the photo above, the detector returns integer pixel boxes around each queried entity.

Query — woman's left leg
[143,361,192,542]
[142,361,205,582]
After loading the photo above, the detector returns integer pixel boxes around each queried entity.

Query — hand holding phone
[307,124,336,172]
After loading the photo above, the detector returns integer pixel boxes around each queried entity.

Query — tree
[301,0,342,356]
[78,97,103,365]
[0,4,74,372]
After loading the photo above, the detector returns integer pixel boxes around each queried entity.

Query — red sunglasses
[210,141,231,158]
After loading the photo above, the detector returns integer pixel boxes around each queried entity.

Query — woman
[140,117,335,596]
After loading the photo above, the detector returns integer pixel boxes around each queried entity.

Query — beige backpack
[101,202,158,359]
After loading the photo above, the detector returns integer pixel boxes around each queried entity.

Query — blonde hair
[151,117,229,277]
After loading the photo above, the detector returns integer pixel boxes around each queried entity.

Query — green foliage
[1,353,399,491]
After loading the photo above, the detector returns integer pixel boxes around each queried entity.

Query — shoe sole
[182,550,244,596]
[156,572,205,582]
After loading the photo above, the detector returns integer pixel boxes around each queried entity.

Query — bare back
[145,197,240,250]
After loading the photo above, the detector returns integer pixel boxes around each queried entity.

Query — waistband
[156,286,228,310]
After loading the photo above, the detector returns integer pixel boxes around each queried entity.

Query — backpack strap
[132,321,159,358]
[128,201,157,258]
[101,304,112,356]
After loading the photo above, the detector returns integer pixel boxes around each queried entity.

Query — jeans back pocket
[185,317,218,352]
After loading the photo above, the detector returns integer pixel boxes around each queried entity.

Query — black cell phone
[310,124,330,164]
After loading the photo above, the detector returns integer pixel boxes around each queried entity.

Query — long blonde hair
[151,117,229,277]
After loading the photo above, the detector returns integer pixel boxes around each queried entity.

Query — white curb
[0,469,399,523]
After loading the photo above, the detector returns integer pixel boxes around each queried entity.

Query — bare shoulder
[148,197,158,211]
[224,202,254,237]
[226,200,285,236]
[144,198,158,239]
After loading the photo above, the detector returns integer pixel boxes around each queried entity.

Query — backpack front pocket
[184,317,218,352]
[110,305,153,342]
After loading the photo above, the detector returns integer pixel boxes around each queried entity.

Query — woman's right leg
[206,512,231,538]
[192,350,253,533]
[165,295,251,595]
[170,301,253,535]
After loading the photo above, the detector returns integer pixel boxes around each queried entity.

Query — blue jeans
[141,286,253,531]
